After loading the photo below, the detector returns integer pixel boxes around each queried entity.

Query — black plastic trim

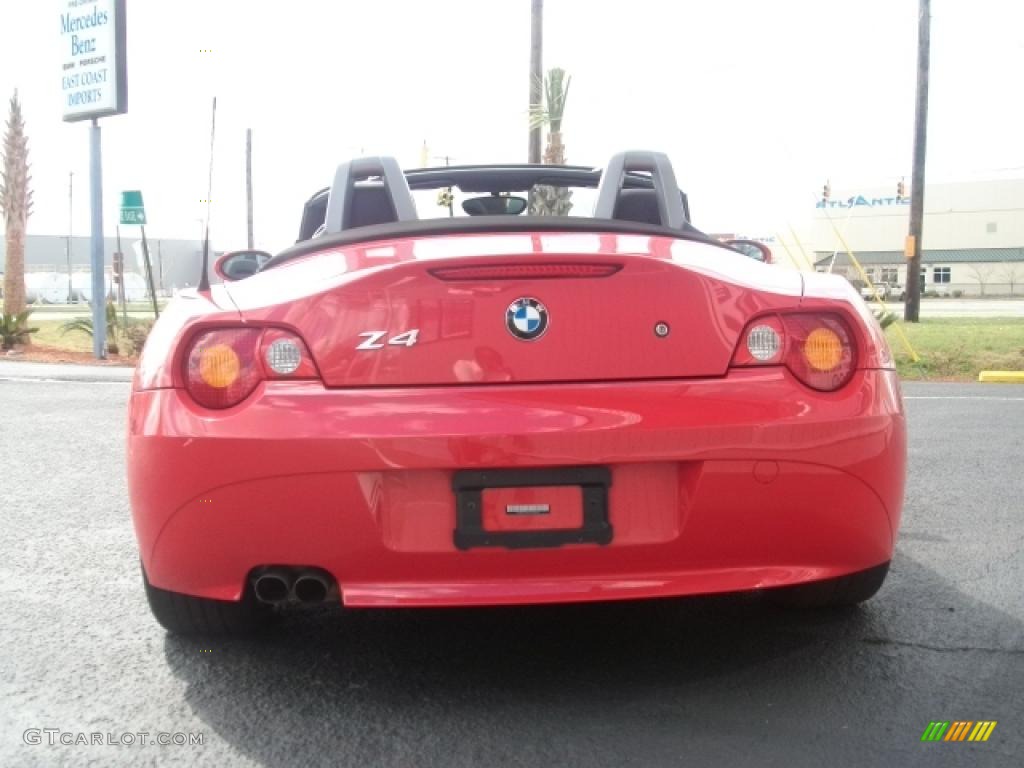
[453,466,613,550]
[265,215,725,272]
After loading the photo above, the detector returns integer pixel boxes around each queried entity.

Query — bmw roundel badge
[506,297,549,341]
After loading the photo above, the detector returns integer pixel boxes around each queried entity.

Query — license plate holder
[452,466,612,550]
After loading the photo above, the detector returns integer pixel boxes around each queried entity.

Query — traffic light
[897,178,906,201]
[112,252,124,284]
[822,180,831,203]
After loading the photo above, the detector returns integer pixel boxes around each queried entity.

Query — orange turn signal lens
[186,328,262,408]
[803,328,843,372]
[198,343,241,388]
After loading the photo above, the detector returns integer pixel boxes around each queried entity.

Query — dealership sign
[60,0,127,122]
[817,195,911,210]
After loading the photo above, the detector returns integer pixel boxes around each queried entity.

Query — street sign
[120,190,146,225]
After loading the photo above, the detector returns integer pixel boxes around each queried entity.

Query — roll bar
[593,150,687,230]
[319,151,686,235]
[322,156,418,235]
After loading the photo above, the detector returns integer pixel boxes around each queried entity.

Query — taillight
[186,328,262,409]
[185,327,317,409]
[782,314,857,391]
[732,315,786,366]
[731,312,858,392]
[259,328,319,379]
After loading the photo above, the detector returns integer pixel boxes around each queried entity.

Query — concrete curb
[978,371,1024,383]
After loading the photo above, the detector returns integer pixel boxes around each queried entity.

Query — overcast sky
[3,0,1022,252]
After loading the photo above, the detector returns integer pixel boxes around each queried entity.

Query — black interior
[348,186,398,229]
[613,189,663,226]
[295,165,695,243]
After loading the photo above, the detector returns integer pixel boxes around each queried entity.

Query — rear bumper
[127,368,906,606]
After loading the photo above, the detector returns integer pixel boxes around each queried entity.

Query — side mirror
[724,239,773,264]
[213,250,273,281]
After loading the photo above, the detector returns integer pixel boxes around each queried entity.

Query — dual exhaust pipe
[253,567,335,605]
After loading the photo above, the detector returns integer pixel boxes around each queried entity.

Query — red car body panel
[127,232,906,606]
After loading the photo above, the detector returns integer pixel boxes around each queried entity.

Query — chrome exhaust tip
[293,573,330,604]
[253,573,290,604]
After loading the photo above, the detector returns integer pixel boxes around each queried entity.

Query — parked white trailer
[25,272,73,304]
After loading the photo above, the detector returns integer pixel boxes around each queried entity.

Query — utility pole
[246,128,254,249]
[67,172,74,303]
[528,0,543,163]
[904,0,931,323]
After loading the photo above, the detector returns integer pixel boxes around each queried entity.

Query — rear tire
[767,562,889,608]
[142,562,272,635]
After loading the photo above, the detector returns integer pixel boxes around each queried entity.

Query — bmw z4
[127,152,906,634]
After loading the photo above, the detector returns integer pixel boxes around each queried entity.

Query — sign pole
[246,128,254,249]
[115,225,127,326]
[89,118,106,359]
[67,171,74,303]
[139,225,159,318]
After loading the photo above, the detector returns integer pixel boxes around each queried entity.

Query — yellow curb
[978,371,1024,383]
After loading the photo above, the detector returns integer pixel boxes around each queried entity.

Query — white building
[807,179,1024,296]
[0,235,219,303]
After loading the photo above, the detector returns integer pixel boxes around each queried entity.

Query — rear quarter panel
[133,286,240,391]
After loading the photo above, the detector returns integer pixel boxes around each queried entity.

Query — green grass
[887,318,1024,380]
[31,317,150,356]
[32,319,96,353]
[31,301,166,314]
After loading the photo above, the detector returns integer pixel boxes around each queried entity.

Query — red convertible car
[127,152,906,634]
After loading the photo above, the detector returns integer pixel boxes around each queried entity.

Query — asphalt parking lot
[0,375,1021,767]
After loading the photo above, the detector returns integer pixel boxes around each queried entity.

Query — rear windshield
[412,183,599,220]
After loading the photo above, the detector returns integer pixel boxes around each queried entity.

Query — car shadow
[163,552,1022,768]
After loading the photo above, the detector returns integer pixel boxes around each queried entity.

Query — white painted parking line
[904,396,1024,401]
[0,376,125,384]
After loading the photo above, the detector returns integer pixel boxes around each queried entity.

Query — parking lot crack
[861,636,1024,655]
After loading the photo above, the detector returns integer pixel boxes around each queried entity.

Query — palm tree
[534,67,571,164]
[1,90,32,332]
[529,68,573,216]
[528,0,543,164]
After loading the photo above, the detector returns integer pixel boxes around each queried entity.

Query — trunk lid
[226,233,802,387]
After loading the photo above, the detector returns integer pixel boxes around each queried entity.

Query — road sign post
[115,225,127,326]
[139,227,159,318]
[112,250,127,327]
[120,190,159,318]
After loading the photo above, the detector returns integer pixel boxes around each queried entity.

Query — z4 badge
[356,329,420,350]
